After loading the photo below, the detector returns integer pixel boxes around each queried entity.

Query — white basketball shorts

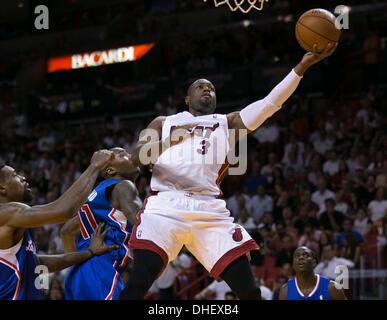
[129,191,260,279]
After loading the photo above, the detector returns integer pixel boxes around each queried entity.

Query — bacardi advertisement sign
[47,43,154,73]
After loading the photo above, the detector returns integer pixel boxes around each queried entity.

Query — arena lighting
[47,43,154,73]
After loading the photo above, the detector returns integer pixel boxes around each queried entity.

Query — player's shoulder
[111,180,138,196]
[115,179,136,190]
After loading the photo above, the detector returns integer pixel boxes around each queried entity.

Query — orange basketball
[295,8,341,53]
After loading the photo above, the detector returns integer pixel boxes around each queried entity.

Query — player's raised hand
[88,222,119,256]
[294,42,338,76]
[90,149,114,170]
[301,42,338,66]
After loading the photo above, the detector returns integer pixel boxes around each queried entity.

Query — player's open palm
[302,42,338,66]
[90,149,115,170]
[88,223,119,255]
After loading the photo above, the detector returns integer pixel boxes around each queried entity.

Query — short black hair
[295,246,319,265]
[310,249,319,265]
[325,198,335,205]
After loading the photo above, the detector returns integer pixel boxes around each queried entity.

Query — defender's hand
[90,149,114,170]
[88,223,119,256]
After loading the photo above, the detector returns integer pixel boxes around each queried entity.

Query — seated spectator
[194,280,231,300]
[368,187,387,222]
[318,230,334,254]
[353,207,372,237]
[261,152,282,180]
[356,175,377,206]
[281,206,296,230]
[314,244,355,280]
[331,160,349,189]
[276,234,296,267]
[253,120,280,144]
[236,196,256,231]
[319,198,345,232]
[298,223,321,255]
[299,189,319,215]
[244,160,267,196]
[312,178,335,214]
[260,212,276,231]
[250,185,273,223]
[226,189,251,220]
[336,218,364,267]
[375,160,386,188]
[293,206,319,236]
[283,167,298,190]
[334,190,349,215]
[323,150,340,177]
[269,221,288,252]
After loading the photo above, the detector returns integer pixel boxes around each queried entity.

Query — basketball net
[203,0,269,13]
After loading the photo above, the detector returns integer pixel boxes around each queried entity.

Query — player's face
[293,247,316,273]
[0,166,32,203]
[110,148,140,179]
[186,79,217,115]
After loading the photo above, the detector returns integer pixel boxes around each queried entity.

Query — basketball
[295,8,341,53]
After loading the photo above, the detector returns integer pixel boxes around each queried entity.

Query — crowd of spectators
[1,80,386,299]
[0,0,386,301]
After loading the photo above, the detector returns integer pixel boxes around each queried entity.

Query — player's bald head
[187,79,215,96]
[185,79,217,115]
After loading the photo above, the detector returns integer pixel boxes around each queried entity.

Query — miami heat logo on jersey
[170,122,220,155]
[232,227,243,242]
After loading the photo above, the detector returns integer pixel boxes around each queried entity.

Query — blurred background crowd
[0,0,386,299]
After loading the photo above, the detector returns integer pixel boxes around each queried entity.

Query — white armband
[240,69,302,131]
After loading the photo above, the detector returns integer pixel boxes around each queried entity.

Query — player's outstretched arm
[328,281,347,300]
[227,43,338,134]
[110,180,142,226]
[38,223,118,273]
[278,283,288,300]
[0,150,113,228]
[131,116,197,167]
[60,216,80,252]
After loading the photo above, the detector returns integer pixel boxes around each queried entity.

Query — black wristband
[88,248,95,256]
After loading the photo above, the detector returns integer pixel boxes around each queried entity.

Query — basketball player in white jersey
[120,43,337,300]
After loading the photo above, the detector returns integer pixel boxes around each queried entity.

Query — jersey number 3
[198,140,210,155]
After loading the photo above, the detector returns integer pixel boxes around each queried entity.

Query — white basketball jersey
[150,111,230,196]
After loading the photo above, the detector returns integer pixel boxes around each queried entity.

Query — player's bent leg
[119,250,164,300]
[221,255,261,300]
